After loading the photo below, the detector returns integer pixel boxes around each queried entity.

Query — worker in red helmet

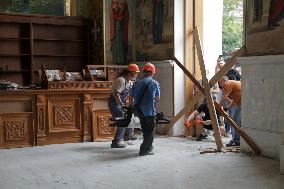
[131,62,160,156]
[128,63,140,73]
[185,97,223,141]
[143,62,156,74]
[108,63,140,148]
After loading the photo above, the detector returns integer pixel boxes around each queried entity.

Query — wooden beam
[189,46,245,108]
[213,101,261,154]
[163,46,245,134]
[193,27,223,150]
[172,56,261,154]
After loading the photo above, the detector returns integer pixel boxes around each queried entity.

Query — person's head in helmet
[127,63,140,81]
[128,63,140,73]
[117,63,140,81]
[143,63,156,76]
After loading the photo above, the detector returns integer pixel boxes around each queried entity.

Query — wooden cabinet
[0,89,115,148]
[0,95,35,148]
[0,13,120,148]
[0,13,90,87]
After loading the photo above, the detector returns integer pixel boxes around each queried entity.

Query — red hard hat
[143,63,155,74]
[128,64,140,72]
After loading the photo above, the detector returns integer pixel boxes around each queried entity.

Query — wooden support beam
[163,46,245,134]
[213,101,261,154]
[172,56,261,154]
[167,26,261,154]
[193,27,223,150]
[192,46,246,103]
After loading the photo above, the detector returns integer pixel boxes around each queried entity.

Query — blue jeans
[231,106,241,142]
[108,95,132,142]
[224,107,234,133]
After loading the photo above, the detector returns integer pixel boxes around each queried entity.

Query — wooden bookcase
[0,13,91,87]
[0,22,31,86]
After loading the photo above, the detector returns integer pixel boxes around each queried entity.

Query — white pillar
[172,0,185,136]
[203,0,223,79]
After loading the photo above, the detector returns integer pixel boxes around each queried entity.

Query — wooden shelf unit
[0,13,91,87]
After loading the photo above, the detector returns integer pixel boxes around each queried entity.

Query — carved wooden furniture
[0,88,116,148]
[92,109,116,141]
[0,95,34,148]
[0,13,125,148]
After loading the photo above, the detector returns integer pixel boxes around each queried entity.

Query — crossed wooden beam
[165,27,261,154]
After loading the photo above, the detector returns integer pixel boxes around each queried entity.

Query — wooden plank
[172,57,261,154]
[163,46,245,134]
[193,27,223,150]
[187,46,246,118]
[213,101,261,154]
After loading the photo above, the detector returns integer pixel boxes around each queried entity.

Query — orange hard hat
[143,63,155,74]
[128,64,140,72]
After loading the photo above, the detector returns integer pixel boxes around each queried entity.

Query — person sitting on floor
[185,98,225,141]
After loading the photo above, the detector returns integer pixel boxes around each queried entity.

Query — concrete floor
[0,136,283,189]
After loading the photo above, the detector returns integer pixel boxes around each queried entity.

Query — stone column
[238,55,284,174]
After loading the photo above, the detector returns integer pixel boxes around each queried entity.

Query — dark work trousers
[139,115,156,153]
[108,95,132,142]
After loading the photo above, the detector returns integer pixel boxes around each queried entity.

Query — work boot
[124,134,137,141]
[139,151,154,156]
[139,144,154,156]
[111,141,126,148]
[226,139,240,147]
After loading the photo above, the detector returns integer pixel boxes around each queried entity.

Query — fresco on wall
[246,0,284,55]
[135,0,174,61]
[104,0,134,65]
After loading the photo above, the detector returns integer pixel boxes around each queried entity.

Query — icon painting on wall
[135,0,174,61]
[104,0,134,65]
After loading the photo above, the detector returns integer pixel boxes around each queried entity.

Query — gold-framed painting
[103,0,135,65]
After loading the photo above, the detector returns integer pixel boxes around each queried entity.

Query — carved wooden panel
[38,108,45,131]
[82,94,92,141]
[92,109,115,141]
[47,81,113,90]
[5,120,26,141]
[36,94,46,137]
[0,113,34,148]
[47,97,81,132]
[54,106,73,125]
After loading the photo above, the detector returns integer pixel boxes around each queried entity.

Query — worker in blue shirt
[132,63,160,156]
